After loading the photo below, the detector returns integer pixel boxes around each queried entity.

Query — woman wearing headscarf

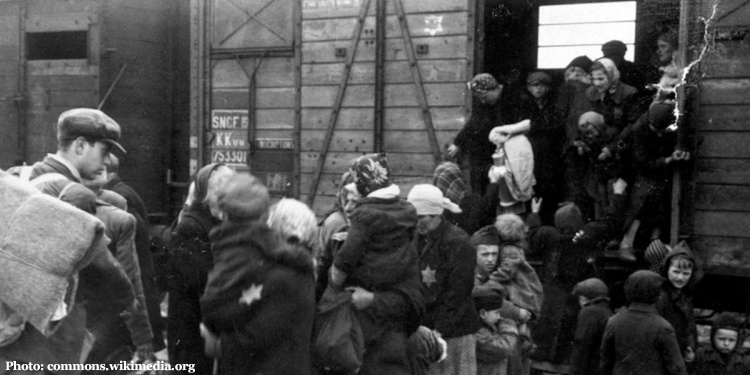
[433,162,498,235]
[166,163,234,375]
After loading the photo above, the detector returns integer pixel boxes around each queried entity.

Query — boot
[617,241,637,262]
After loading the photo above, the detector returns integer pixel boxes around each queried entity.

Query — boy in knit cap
[472,284,519,375]
[694,314,749,375]
[330,153,419,291]
[570,278,612,375]
[600,270,687,375]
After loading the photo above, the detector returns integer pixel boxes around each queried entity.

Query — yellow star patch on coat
[239,284,263,306]
[421,266,437,287]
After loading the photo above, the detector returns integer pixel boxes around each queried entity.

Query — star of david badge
[421,266,437,287]
[239,283,263,306]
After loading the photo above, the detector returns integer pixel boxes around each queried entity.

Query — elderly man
[408,184,480,375]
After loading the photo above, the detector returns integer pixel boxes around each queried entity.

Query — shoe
[617,244,637,262]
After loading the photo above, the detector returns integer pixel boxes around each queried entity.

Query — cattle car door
[208,0,297,197]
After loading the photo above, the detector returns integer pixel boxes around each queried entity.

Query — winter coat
[201,220,315,375]
[416,219,481,338]
[455,101,503,166]
[333,196,418,290]
[570,298,612,375]
[694,347,748,375]
[600,303,687,375]
[555,80,592,146]
[476,319,519,375]
[489,244,544,318]
[498,135,536,204]
[103,175,164,350]
[584,83,640,143]
[0,166,135,374]
[86,200,153,354]
[656,246,699,355]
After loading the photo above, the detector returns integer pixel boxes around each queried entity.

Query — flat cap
[57,108,126,154]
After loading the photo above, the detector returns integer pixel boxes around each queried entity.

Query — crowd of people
[0,33,748,375]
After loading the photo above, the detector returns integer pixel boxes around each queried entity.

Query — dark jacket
[600,303,687,375]
[455,101,503,166]
[201,221,315,375]
[416,219,481,338]
[656,246,698,355]
[694,347,748,375]
[555,80,592,145]
[104,175,164,351]
[333,197,418,290]
[570,298,612,375]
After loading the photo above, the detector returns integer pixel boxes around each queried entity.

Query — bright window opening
[537,2,636,69]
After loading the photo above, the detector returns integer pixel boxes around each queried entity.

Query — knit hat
[648,101,675,130]
[554,203,584,235]
[710,314,743,352]
[433,162,466,205]
[601,40,627,58]
[566,55,594,73]
[578,111,605,134]
[469,73,499,93]
[527,71,552,86]
[407,184,462,216]
[216,173,270,222]
[472,284,507,311]
[624,270,663,304]
[573,278,609,299]
[644,239,669,273]
[470,225,501,247]
[267,198,318,248]
[349,153,392,196]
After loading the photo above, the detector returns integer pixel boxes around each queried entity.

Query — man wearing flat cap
[11,108,126,183]
[407,184,480,375]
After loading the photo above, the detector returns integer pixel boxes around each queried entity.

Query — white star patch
[239,283,263,306]
[421,266,437,287]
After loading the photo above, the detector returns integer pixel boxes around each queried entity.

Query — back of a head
[494,214,526,244]
[554,204,584,235]
[601,40,627,59]
[624,270,663,304]
[574,278,609,300]
[216,173,270,222]
[267,198,318,249]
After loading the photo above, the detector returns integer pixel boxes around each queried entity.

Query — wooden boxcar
[0,0,190,217]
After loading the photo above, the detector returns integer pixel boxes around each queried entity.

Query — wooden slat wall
[100,0,182,215]
[300,0,470,214]
[0,1,20,168]
[690,0,750,272]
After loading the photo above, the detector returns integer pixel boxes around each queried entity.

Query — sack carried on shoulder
[312,284,364,373]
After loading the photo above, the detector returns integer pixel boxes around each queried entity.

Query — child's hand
[346,286,375,310]
[613,178,628,195]
[488,165,506,183]
[598,147,612,160]
[330,265,347,285]
[199,323,221,358]
[684,346,695,362]
[531,197,542,214]
[518,308,531,323]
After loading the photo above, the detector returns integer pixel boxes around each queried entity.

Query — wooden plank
[302,59,467,85]
[696,159,750,185]
[26,75,98,91]
[692,236,750,269]
[256,109,295,129]
[299,129,455,152]
[697,105,750,131]
[212,57,295,88]
[699,79,750,105]
[27,61,98,76]
[698,132,750,158]
[302,35,467,63]
[301,151,436,175]
[26,89,97,109]
[299,193,338,217]
[26,0,95,15]
[694,184,750,212]
[104,6,170,43]
[302,107,465,130]
[303,0,467,19]
[302,12,467,41]
[26,12,90,32]
[211,0,294,50]
[212,88,296,109]
[693,211,750,237]
[0,13,20,45]
[301,82,465,107]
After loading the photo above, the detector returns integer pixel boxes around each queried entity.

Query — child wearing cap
[473,284,519,375]
[330,153,419,291]
[600,270,687,375]
[570,278,612,375]
[695,314,749,375]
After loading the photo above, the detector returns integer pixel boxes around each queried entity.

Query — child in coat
[694,315,749,375]
[473,284,519,375]
[570,278,612,375]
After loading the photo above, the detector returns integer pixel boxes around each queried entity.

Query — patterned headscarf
[433,162,466,205]
[349,153,392,196]
[468,73,499,93]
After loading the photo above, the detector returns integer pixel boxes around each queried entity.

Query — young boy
[570,278,612,375]
[695,315,749,375]
[473,284,519,375]
[600,270,687,375]
[656,242,699,365]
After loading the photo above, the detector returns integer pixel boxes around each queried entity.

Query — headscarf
[188,163,226,214]
[578,111,605,135]
[592,58,621,93]
[433,162,466,205]
[349,153,392,196]
[468,73,499,93]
